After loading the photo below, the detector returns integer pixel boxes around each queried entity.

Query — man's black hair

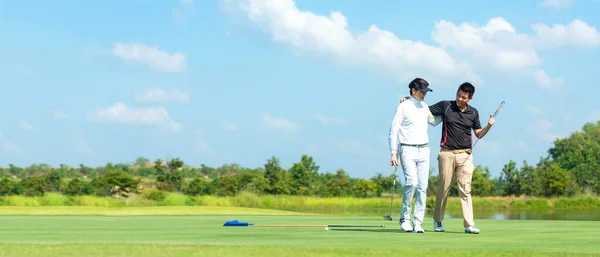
[457,82,475,98]
[408,78,429,96]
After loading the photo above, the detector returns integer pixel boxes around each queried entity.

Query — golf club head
[383,215,392,221]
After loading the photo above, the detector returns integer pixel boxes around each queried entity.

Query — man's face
[455,90,471,108]
[412,89,427,101]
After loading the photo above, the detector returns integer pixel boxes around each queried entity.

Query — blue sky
[1,0,599,180]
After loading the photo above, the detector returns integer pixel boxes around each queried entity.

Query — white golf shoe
[433,221,445,232]
[399,219,413,232]
[465,226,480,234]
[413,223,424,233]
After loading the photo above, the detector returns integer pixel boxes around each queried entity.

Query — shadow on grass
[330,228,464,234]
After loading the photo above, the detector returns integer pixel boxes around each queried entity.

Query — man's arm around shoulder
[428,100,447,116]
[423,102,442,126]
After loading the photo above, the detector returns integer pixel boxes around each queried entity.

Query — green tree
[289,161,312,195]
[263,156,292,195]
[327,169,351,197]
[20,176,45,196]
[214,175,239,196]
[134,156,150,167]
[548,121,600,193]
[92,171,140,197]
[352,178,377,198]
[185,178,211,196]
[500,160,523,196]
[63,178,93,196]
[43,170,61,192]
[0,178,21,195]
[536,158,571,197]
[471,166,495,196]
[520,160,543,196]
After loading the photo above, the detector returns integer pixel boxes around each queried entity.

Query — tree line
[0,121,598,199]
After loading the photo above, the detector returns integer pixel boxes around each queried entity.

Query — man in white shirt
[389,78,441,233]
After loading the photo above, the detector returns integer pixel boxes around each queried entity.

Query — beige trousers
[433,150,475,228]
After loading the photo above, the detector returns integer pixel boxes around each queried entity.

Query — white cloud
[305,143,322,155]
[134,88,189,103]
[0,133,24,157]
[517,141,529,150]
[222,0,481,85]
[590,111,600,122]
[194,130,219,158]
[532,19,600,47]
[112,42,186,72]
[432,17,541,71]
[533,69,564,90]
[431,17,598,88]
[221,121,237,131]
[73,130,95,158]
[540,0,573,8]
[20,121,33,131]
[224,0,600,90]
[260,113,299,131]
[477,139,503,154]
[52,110,66,120]
[529,120,563,141]
[315,114,347,125]
[88,102,182,132]
[335,138,373,155]
[173,0,195,23]
[525,105,544,115]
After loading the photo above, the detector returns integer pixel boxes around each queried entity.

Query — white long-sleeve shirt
[389,97,442,155]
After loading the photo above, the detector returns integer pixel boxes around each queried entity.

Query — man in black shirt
[428,82,495,234]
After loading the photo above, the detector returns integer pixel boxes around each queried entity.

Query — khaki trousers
[433,150,475,228]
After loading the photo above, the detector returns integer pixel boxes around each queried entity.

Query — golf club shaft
[388,166,397,216]
[327,224,385,228]
[253,224,385,228]
[253,224,324,227]
[460,101,505,166]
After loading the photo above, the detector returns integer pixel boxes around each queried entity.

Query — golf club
[383,166,398,221]
[459,101,505,167]
[223,220,385,229]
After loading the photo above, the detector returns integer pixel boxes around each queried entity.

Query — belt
[440,148,471,154]
[401,143,428,148]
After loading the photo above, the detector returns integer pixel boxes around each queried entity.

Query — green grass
[0,207,598,256]
[0,206,308,215]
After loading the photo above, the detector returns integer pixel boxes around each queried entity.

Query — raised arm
[474,111,495,139]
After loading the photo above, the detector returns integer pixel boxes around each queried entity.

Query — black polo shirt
[429,100,482,150]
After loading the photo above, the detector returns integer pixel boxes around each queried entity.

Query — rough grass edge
[0,191,598,212]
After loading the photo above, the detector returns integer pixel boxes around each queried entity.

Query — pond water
[441,209,600,221]
[286,207,600,221]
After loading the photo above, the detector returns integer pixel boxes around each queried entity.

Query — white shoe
[433,221,445,232]
[414,223,424,233]
[465,226,480,234]
[399,220,413,232]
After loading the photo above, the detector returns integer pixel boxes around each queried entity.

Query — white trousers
[398,144,430,225]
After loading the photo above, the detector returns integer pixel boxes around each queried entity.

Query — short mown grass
[0,214,598,257]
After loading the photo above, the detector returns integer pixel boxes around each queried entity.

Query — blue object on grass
[223,220,254,226]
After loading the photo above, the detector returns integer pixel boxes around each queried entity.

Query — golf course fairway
[0,206,598,257]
